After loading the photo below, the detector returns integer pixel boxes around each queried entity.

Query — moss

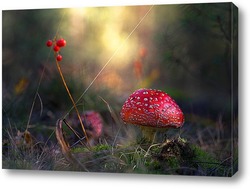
[71,144,111,154]
[166,157,180,169]
[192,145,216,162]
[60,137,229,176]
[71,147,89,153]
[93,144,111,152]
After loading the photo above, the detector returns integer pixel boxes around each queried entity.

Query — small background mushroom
[68,111,104,146]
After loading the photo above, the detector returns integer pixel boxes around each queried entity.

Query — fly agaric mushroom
[120,88,184,141]
[69,111,103,146]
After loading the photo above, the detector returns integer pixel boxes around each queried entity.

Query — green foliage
[71,147,89,153]
[191,145,219,167]
[93,144,111,151]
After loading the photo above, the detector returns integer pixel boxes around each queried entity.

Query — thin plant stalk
[54,53,89,145]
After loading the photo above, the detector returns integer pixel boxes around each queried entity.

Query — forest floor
[2,109,238,177]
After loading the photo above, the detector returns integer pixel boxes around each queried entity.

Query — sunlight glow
[66,6,155,95]
[70,8,87,17]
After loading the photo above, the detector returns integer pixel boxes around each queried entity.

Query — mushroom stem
[139,127,157,143]
[139,126,169,143]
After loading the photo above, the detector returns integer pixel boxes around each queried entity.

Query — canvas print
[2,2,238,177]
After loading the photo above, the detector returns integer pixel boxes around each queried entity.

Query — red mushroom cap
[70,111,103,140]
[120,88,184,128]
[82,111,103,139]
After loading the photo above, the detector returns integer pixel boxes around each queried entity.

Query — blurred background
[2,3,238,170]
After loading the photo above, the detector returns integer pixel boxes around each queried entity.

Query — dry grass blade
[37,92,44,117]
[55,58,90,145]
[55,119,89,171]
[98,95,124,148]
[63,119,88,147]
[26,67,45,131]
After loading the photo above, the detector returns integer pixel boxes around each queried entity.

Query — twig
[144,143,161,157]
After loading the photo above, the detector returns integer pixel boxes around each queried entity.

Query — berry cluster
[46,38,66,61]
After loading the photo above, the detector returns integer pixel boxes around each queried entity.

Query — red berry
[56,39,66,47]
[56,54,63,61]
[53,45,60,52]
[46,40,53,47]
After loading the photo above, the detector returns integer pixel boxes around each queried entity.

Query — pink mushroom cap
[120,88,184,128]
[82,111,103,139]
